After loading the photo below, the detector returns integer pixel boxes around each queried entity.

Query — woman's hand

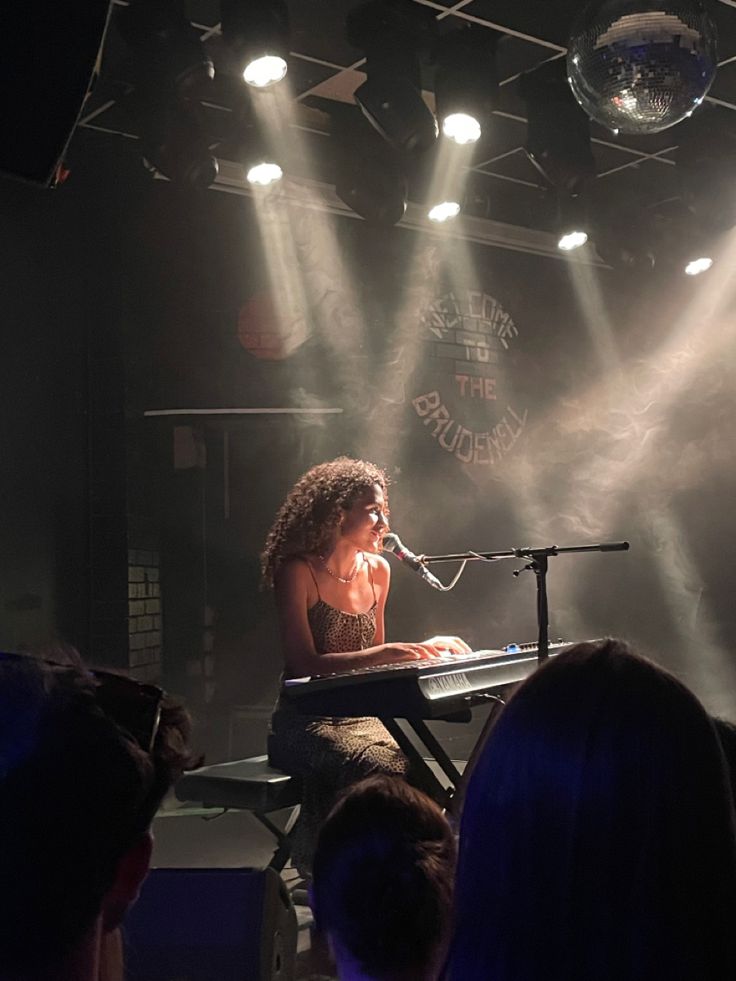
[421,635,473,656]
[379,643,443,662]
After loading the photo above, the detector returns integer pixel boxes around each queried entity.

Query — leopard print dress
[268,561,410,876]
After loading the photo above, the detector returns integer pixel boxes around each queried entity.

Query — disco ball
[567,0,717,135]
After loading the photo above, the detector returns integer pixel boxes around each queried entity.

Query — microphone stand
[418,541,630,665]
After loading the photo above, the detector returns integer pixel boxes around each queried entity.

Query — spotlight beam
[246,78,376,428]
[502,246,736,693]
[529,226,736,548]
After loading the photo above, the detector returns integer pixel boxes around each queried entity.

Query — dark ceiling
[79,0,736,250]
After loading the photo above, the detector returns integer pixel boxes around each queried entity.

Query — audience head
[312,774,455,981]
[447,638,736,981]
[0,649,195,980]
[713,716,736,807]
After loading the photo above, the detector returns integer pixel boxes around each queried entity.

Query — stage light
[348,1,438,155]
[118,0,214,96]
[521,61,595,195]
[545,188,591,253]
[243,54,287,88]
[119,1,217,184]
[442,113,481,145]
[141,97,218,188]
[434,25,499,146]
[221,0,289,88]
[336,157,407,226]
[333,106,408,226]
[247,161,283,186]
[558,229,588,251]
[228,112,285,187]
[354,75,438,154]
[586,183,659,273]
[641,197,720,278]
[428,200,460,222]
[684,256,713,276]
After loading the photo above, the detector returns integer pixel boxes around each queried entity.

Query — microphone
[382,533,444,591]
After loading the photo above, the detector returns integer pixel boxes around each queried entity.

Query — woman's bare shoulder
[275,556,315,589]
[364,551,390,581]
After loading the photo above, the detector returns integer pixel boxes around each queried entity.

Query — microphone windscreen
[382,533,400,553]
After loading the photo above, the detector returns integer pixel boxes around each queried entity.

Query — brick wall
[128,549,162,682]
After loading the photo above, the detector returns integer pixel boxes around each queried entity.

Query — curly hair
[261,456,389,587]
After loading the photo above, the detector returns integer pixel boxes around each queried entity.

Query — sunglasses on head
[0,651,164,753]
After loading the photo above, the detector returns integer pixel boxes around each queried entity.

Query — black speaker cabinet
[0,2,113,185]
[124,867,297,981]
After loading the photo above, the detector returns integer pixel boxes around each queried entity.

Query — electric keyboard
[283,640,577,719]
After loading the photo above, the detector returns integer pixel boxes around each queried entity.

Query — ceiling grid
[78,1,735,232]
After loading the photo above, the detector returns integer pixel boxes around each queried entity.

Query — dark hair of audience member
[445,638,736,981]
[0,648,197,979]
[713,716,736,807]
[312,774,456,981]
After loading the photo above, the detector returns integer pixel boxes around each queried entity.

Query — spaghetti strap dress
[268,559,411,876]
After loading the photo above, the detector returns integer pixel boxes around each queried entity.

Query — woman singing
[262,456,469,875]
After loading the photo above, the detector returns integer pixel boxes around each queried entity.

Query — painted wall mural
[411,285,527,467]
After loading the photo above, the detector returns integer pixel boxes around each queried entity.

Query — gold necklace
[320,553,362,584]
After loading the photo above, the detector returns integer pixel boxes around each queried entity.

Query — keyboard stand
[380,714,477,809]
[284,648,544,808]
